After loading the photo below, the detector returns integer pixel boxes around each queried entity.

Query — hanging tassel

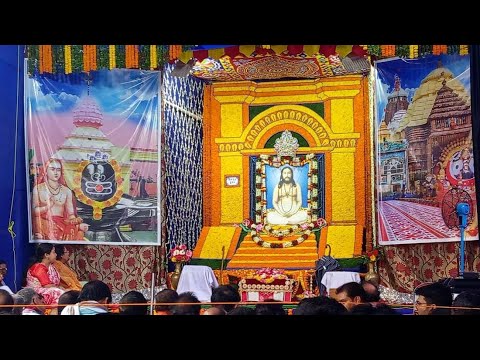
[109,45,116,69]
[91,45,97,71]
[125,45,131,68]
[65,45,72,74]
[460,45,469,55]
[409,45,418,58]
[133,45,139,68]
[169,45,181,61]
[150,45,157,70]
[83,45,90,73]
[44,45,53,73]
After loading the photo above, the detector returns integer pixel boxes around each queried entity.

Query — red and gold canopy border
[26,45,469,76]
[72,159,124,220]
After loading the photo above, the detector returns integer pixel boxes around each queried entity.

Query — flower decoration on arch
[169,244,193,263]
[363,247,383,263]
[236,218,327,249]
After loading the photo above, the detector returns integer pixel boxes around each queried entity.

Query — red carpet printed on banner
[379,200,460,243]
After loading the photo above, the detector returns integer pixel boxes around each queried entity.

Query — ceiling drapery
[26,45,469,77]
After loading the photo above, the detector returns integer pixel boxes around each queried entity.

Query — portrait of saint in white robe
[266,166,308,225]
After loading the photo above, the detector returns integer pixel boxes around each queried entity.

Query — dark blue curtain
[0,45,32,292]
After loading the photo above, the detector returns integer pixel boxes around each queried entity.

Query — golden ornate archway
[195,76,371,268]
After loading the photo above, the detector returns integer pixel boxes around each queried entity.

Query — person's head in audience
[155,289,178,315]
[0,289,14,314]
[54,244,70,263]
[57,290,80,315]
[414,282,452,315]
[202,306,226,315]
[78,280,112,304]
[119,290,148,315]
[227,306,255,315]
[362,280,381,302]
[335,282,367,311]
[11,294,25,315]
[211,285,240,313]
[294,296,348,315]
[255,299,286,315]
[350,302,399,315]
[16,287,45,315]
[452,290,480,315]
[172,292,201,315]
[0,259,8,284]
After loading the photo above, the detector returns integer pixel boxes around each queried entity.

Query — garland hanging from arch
[27,44,469,76]
[26,45,195,76]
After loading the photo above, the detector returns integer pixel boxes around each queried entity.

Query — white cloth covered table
[321,271,361,295]
[176,265,219,302]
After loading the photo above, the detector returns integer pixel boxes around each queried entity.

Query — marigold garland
[25,44,471,76]
[64,45,72,74]
[150,45,157,70]
[109,45,116,69]
[239,218,327,249]
[91,45,97,71]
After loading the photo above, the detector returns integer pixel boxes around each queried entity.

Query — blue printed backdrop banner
[375,55,478,245]
[25,69,161,245]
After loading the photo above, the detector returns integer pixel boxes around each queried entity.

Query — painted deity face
[46,161,62,182]
[281,168,293,184]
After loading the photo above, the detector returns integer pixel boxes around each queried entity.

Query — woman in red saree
[31,158,88,241]
[26,243,65,305]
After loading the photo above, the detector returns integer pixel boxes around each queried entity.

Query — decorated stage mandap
[12,45,480,300]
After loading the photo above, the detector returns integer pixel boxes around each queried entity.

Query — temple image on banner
[375,56,478,245]
[26,70,160,245]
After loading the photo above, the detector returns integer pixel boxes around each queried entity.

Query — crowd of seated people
[3,247,480,315]
[1,279,480,315]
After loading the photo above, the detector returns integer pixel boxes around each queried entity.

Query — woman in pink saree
[26,243,65,305]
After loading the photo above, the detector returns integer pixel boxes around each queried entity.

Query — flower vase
[364,261,380,286]
[170,262,183,290]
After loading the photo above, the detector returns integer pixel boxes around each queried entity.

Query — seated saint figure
[266,166,309,225]
[32,158,89,241]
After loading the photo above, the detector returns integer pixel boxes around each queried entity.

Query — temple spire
[394,74,401,92]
